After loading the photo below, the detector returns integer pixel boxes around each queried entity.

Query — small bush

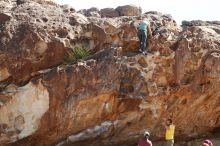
[63,47,91,64]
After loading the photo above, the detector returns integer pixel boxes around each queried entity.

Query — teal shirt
[138,21,148,31]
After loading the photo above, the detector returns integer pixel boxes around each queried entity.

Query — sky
[56,0,220,24]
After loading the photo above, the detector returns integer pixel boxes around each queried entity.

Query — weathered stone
[182,20,220,27]
[116,5,142,16]
[61,4,75,13]
[100,8,119,18]
[0,1,220,146]
[16,0,57,5]
[0,81,49,143]
[0,13,11,23]
[0,0,86,84]
[0,67,10,82]
[137,56,148,68]
[78,7,100,17]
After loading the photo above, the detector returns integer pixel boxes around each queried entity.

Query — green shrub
[63,47,91,64]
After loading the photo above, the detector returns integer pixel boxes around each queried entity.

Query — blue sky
[57,0,220,24]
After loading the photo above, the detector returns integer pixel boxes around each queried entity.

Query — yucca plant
[63,47,91,64]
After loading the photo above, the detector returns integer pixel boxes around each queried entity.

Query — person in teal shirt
[135,17,152,54]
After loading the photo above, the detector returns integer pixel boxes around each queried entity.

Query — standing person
[137,131,153,146]
[164,118,175,146]
[133,16,152,55]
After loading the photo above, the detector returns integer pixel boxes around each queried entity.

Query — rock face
[0,1,220,146]
[78,5,141,18]
[100,8,119,18]
[78,7,101,18]
[116,5,142,16]
[0,81,49,143]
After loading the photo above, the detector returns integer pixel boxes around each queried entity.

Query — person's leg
[145,31,148,51]
[137,31,142,51]
[171,139,174,146]
[166,140,173,146]
[166,140,170,146]
[141,30,146,52]
[169,140,174,146]
[138,30,141,41]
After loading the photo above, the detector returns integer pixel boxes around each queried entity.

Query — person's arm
[162,120,168,129]
[132,21,139,33]
[134,24,138,34]
[165,124,170,130]
[147,24,153,39]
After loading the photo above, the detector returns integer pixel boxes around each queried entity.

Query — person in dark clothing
[137,131,153,146]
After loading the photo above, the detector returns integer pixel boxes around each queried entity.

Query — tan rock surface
[100,8,119,18]
[0,1,220,146]
[116,5,142,17]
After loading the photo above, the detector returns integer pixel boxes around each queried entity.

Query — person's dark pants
[138,30,147,52]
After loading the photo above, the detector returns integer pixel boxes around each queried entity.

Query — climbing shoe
[143,51,147,55]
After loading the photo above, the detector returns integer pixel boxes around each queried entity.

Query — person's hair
[144,131,150,139]
[167,118,172,124]
[144,134,149,139]
[145,135,149,139]
[137,16,142,20]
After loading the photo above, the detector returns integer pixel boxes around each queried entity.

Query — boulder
[61,4,75,13]
[78,7,101,17]
[0,0,87,84]
[15,0,57,5]
[0,13,11,23]
[116,5,142,16]
[1,47,220,146]
[182,20,220,27]
[100,8,119,18]
[0,2,220,146]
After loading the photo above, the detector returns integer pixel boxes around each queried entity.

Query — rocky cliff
[0,1,220,146]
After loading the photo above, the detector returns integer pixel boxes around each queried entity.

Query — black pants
[138,30,147,51]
